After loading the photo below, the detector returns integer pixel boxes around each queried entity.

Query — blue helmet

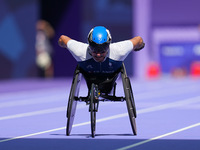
[88,26,112,53]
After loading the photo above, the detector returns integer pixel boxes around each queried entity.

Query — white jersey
[66,39,133,74]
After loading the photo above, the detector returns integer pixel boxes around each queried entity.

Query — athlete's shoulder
[110,40,133,49]
[67,39,88,49]
[109,40,133,61]
[67,40,92,62]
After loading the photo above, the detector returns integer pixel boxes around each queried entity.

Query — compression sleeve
[109,40,133,61]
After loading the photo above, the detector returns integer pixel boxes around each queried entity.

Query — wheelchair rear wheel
[66,72,81,136]
[124,77,137,135]
[127,78,137,118]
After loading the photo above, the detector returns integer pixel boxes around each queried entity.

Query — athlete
[58,26,144,93]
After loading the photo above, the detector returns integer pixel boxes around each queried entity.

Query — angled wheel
[90,83,98,138]
[66,68,82,136]
[126,77,137,118]
[121,63,137,135]
[123,77,137,135]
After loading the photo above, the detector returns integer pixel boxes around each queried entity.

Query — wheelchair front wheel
[90,83,98,138]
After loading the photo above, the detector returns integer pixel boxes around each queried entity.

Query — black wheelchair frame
[66,62,137,137]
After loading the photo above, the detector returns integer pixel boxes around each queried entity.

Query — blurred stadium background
[0,0,200,79]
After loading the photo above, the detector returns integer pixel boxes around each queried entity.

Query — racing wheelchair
[66,62,137,138]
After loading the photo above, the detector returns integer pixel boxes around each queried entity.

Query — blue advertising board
[159,42,200,74]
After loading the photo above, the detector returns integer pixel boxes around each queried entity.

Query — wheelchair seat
[80,67,120,94]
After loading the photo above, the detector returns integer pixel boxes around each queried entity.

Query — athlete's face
[91,51,108,62]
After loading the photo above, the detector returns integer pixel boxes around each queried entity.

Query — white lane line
[116,122,200,150]
[0,113,126,143]
[0,103,97,121]
[1,95,200,121]
[0,127,66,143]
[137,95,200,114]
[0,94,66,108]
[135,84,199,100]
[0,107,66,121]
[0,103,88,121]
[0,88,67,100]
[1,80,199,107]
[0,96,200,143]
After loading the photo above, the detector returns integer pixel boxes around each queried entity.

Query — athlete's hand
[134,43,145,51]
[130,36,145,51]
[58,35,71,48]
[58,40,65,48]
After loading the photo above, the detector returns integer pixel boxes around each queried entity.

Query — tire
[125,77,137,135]
[90,83,97,138]
[66,73,81,136]
[126,99,137,135]
[127,78,137,118]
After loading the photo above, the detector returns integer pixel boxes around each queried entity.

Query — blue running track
[0,77,200,150]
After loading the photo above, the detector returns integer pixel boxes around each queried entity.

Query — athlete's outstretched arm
[129,36,145,51]
[58,35,71,48]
